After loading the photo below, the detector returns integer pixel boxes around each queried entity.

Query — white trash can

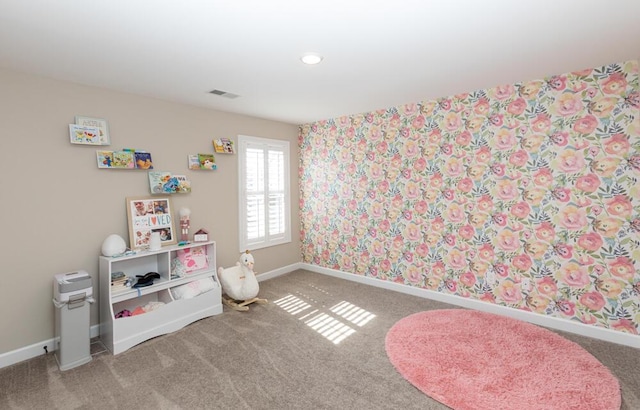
[53,270,94,371]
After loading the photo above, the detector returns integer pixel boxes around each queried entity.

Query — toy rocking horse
[218,250,267,311]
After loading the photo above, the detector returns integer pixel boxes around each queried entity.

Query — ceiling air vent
[209,89,240,99]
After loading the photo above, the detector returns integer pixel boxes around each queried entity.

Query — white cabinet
[99,241,222,354]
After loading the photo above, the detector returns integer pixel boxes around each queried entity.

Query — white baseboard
[3,262,636,369]
[0,325,100,369]
[300,263,640,350]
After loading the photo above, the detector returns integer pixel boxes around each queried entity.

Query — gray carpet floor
[1,269,638,409]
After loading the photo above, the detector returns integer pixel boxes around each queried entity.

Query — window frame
[238,134,291,252]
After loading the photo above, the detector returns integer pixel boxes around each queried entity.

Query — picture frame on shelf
[126,196,177,250]
[75,116,110,145]
[69,124,101,145]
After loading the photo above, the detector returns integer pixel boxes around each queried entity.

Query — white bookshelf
[99,241,222,354]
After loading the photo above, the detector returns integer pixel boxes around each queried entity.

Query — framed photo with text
[75,116,110,145]
[126,196,176,249]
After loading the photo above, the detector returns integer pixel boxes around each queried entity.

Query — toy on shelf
[218,250,267,312]
[179,207,191,242]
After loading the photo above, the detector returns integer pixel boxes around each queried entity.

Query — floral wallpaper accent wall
[299,60,640,335]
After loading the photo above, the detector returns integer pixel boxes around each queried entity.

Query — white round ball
[101,234,127,257]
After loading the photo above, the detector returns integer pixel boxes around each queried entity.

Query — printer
[54,270,93,303]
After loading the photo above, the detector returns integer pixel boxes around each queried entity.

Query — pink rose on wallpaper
[489,114,504,127]
[575,173,601,193]
[430,217,444,232]
[556,299,576,316]
[536,277,558,296]
[559,262,590,287]
[446,203,465,223]
[377,179,391,193]
[404,180,420,199]
[467,164,487,181]
[380,259,391,272]
[414,200,428,214]
[468,212,490,228]
[430,172,443,188]
[577,232,604,252]
[535,222,555,242]
[458,224,475,240]
[507,97,527,115]
[402,140,419,158]
[493,84,515,100]
[432,261,446,278]
[497,281,522,303]
[611,319,638,335]
[496,229,520,252]
[553,243,574,259]
[588,97,618,118]
[455,130,472,146]
[445,279,458,292]
[524,241,549,259]
[511,201,531,219]
[371,240,386,258]
[475,146,492,163]
[413,157,427,172]
[533,168,553,187]
[526,294,550,313]
[549,131,569,146]
[404,266,422,284]
[548,75,567,91]
[457,177,473,193]
[579,291,606,311]
[520,134,545,152]
[608,257,636,281]
[474,98,490,115]
[477,195,493,212]
[493,263,509,277]
[519,80,544,98]
[444,156,464,176]
[376,140,388,154]
[594,216,624,238]
[459,272,476,288]
[557,205,588,230]
[554,93,583,116]
[578,312,598,325]
[603,134,631,156]
[573,114,598,134]
[531,114,551,133]
[477,243,494,261]
[512,254,533,271]
[404,223,421,242]
[522,187,546,206]
[601,72,627,95]
[551,187,571,203]
[606,195,633,217]
[596,278,624,299]
[412,115,426,129]
[491,213,507,227]
[443,112,462,131]
[495,179,519,201]
[447,249,466,270]
[415,243,429,258]
[556,149,586,173]
[508,149,529,167]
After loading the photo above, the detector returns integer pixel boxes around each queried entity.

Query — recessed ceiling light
[301,53,323,65]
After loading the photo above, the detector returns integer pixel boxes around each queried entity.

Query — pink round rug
[385,309,620,410]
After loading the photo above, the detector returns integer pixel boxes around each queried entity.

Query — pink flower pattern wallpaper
[299,60,640,335]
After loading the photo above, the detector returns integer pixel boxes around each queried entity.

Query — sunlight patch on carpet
[274,293,375,345]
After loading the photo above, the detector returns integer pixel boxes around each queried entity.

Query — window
[238,135,291,251]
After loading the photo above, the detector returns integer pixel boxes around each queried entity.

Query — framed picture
[75,116,110,145]
[69,124,101,145]
[126,196,177,249]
